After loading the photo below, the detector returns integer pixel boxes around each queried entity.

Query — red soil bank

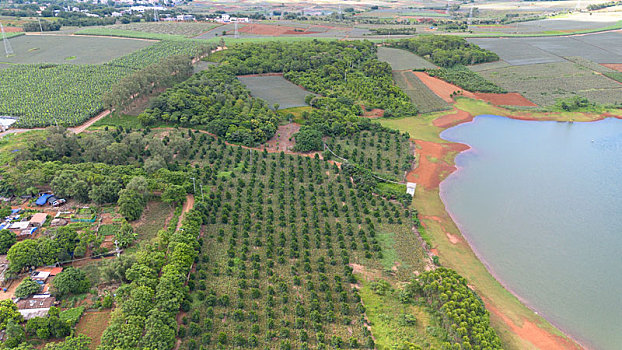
[411,71,477,103]
[473,92,537,107]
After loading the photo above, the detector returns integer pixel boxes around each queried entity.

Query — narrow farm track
[0,109,111,138]
[176,194,194,231]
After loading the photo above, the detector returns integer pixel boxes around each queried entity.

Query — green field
[392,70,451,114]
[377,46,437,71]
[0,35,152,65]
[95,22,220,38]
[0,39,212,128]
[238,75,316,109]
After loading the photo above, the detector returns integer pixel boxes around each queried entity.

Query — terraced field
[392,70,451,113]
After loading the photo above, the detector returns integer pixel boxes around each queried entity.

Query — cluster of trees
[22,20,61,32]
[103,55,198,113]
[425,66,506,93]
[368,27,417,35]
[324,129,414,179]
[6,227,91,276]
[587,1,622,10]
[138,67,280,146]
[390,36,500,67]
[555,96,594,111]
[223,40,417,118]
[407,268,503,349]
[99,207,202,349]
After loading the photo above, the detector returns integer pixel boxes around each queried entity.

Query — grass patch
[64,56,76,60]
[376,231,398,270]
[216,170,232,178]
[359,279,446,350]
[75,310,111,350]
[133,200,173,242]
[59,306,86,326]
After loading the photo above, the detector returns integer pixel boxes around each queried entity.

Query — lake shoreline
[438,115,603,350]
[378,100,620,350]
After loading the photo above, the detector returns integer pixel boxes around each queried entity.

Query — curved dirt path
[176,194,194,230]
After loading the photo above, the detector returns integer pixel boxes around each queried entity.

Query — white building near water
[406,182,417,197]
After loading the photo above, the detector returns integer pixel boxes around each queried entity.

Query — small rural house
[29,213,47,227]
[15,294,56,320]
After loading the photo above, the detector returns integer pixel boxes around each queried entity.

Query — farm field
[238,74,317,109]
[0,35,153,65]
[477,61,622,106]
[325,129,413,180]
[102,22,220,38]
[469,31,622,66]
[470,12,622,34]
[179,136,430,349]
[0,39,213,127]
[377,46,437,71]
[392,70,451,113]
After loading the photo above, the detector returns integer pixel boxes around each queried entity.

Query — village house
[15,294,57,320]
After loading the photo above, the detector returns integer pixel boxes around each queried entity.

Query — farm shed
[50,218,67,227]
[16,294,56,320]
[8,221,29,231]
[29,213,47,227]
[31,271,51,284]
[36,266,63,276]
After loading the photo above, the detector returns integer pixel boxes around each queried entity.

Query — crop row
[0,40,212,128]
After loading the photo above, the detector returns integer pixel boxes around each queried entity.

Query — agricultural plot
[238,75,316,109]
[0,64,131,127]
[325,129,413,181]
[0,40,212,127]
[181,138,428,349]
[477,61,622,106]
[392,70,451,113]
[102,22,220,38]
[377,46,437,70]
[469,32,622,66]
[0,35,152,65]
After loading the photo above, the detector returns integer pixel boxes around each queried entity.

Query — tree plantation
[0,38,504,350]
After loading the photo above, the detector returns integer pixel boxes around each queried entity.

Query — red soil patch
[433,109,473,128]
[363,108,384,118]
[2,27,22,32]
[484,299,582,350]
[602,63,622,72]
[406,140,469,190]
[412,71,476,103]
[473,92,537,107]
[264,123,300,153]
[237,23,313,36]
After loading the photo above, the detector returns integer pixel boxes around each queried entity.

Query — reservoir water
[439,115,622,350]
